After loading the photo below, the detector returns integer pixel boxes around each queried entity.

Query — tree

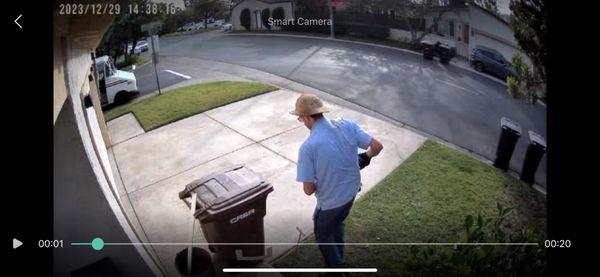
[296,0,330,17]
[240,8,251,30]
[96,0,165,61]
[191,0,227,29]
[272,7,285,20]
[509,0,546,82]
[345,0,455,45]
[161,8,196,35]
[475,0,500,15]
[261,9,271,29]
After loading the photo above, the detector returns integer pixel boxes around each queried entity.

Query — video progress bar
[223,268,377,273]
[100,242,539,246]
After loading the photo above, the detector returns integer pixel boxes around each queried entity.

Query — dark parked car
[470,46,516,80]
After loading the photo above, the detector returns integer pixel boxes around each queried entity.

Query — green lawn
[103,81,277,131]
[273,140,546,276]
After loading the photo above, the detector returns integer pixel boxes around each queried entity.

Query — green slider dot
[91,237,104,251]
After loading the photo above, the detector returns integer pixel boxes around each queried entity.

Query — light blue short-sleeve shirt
[296,117,373,210]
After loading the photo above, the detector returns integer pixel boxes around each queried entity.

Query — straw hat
[289,94,330,116]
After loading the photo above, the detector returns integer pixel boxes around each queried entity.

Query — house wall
[425,9,471,57]
[232,0,294,30]
[54,17,163,277]
[420,6,532,65]
[468,6,532,65]
[389,29,457,49]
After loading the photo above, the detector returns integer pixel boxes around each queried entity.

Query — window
[482,51,495,59]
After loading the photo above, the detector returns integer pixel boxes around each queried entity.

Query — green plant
[511,52,527,79]
[346,23,390,39]
[116,54,140,69]
[507,76,519,98]
[272,7,285,21]
[406,203,546,276]
[261,8,271,30]
[511,52,539,104]
[240,8,251,30]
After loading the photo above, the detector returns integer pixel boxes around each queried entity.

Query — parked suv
[470,46,516,80]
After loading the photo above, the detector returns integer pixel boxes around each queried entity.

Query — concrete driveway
[136,31,545,187]
[107,89,425,276]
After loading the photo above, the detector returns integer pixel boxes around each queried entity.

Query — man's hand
[358,138,383,170]
[303,182,316,196]
[358,152,371,169]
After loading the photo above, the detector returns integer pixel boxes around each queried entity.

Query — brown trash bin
[179,165,273,266]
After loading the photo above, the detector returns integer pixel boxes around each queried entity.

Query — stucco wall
[232,0,294,30]
[54,33,162,276]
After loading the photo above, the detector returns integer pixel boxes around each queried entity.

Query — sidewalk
[107,88,426,276]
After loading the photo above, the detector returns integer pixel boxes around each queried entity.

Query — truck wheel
[474,62,485,72]
[114,91,130,105]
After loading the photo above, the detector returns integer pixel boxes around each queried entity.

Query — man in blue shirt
[290,94,383,272]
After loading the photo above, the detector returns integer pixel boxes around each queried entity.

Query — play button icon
[13,238,22,249]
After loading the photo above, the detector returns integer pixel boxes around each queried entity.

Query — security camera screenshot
[7,0,581,276]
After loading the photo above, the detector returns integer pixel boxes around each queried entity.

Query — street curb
[226,32,509,87]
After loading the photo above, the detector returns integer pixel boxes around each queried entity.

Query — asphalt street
[133,31,547,187]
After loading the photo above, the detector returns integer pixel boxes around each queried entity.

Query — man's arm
[303,182,316,195]
[366,138,383,158]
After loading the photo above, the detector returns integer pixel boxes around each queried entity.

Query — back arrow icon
[15,14,22,29]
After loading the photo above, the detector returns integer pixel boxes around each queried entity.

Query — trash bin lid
[500,117,521,135]
[179,165,273,219]
[528,130,546,149]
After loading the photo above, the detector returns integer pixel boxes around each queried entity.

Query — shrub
[407,203,546,276]
[511,52,541,104]
[261,9,271,29]
[507,76,519,98]
[345,23,389,39]
[240,8,251,30]
[116,54,140,69]
[272,7,285,21]
[511,52,527,79]
[406,203,546,276]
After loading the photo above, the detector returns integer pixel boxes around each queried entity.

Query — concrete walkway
[107,89,425,276]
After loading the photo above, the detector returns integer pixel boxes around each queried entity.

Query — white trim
[163,69,191,79]
[69,67,164,277]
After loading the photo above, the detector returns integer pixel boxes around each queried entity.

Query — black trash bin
[422,40,435,60]
[494,117,522,171]
[436,43,454,64]
[520,131,546,184]
[179,165,273,267]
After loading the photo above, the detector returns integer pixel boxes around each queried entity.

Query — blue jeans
[313,198,354,267]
